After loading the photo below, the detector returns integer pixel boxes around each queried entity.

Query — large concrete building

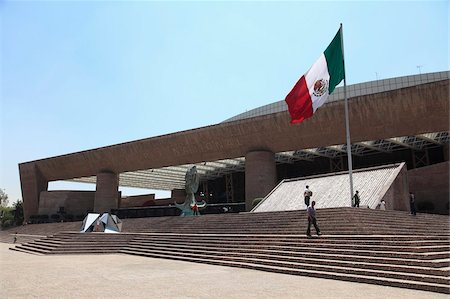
[19,71,449,220]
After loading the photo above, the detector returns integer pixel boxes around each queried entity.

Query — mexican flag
[285,28,345,124]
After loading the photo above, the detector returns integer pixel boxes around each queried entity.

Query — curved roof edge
[222,71,450,123]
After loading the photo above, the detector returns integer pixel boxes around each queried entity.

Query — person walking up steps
[304,185,312,207]
[306,201,321,238]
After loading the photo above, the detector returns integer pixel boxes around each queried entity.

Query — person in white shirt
[304,185,313,207]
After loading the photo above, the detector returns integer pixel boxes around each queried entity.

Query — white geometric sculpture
[80,213,122,233]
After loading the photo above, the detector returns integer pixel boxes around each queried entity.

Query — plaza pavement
[0,243,446,299]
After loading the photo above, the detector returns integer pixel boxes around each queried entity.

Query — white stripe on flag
[304,53,331,112]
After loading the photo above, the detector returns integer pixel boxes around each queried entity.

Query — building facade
[19,72,450,220]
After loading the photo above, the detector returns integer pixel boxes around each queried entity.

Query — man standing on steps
[306,201,321,238]
[353,190,360,208]
[409,192,416,216]
[304,185,313,207]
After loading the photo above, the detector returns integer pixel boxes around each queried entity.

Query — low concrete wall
[155,198,176,206]
[245,151,277,211]
[171,189,186,204]
[408,161,449,214]
[38,191,95,216]
[120,194,155,208]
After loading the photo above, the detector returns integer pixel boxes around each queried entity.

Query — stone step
[37,239,130,244]
[129,229,449,236]
[130,237,450,252]
[119,249,450,294]
[130,238,450,253]
[120,217,447,224]
[122,217,448,224]
[15,242,61,251]
[130,229,448,235]
[22,241,127,251]
[121,246,450,285]
[129,240,449,260]
[54,243,130,247]
[120,208,442,216]
[53,244,127,250]
[124,243,449,276]
[127,222,448,228]
[121,218,449,227]
[118,216,448,225]
[9,246,46,255]
[124,233,450,241]
[49,248,123,254]
[54,232,449,242]
[31,239,66,246]
[11,244,51,255]
[49,234,450,251]
[130,235,450,246]
[52,233,130,238]
[122,212,446,220]
[119,220,448,229]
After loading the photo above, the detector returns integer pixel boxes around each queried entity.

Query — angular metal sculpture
[174,166,207,216]
[80,213,122,233]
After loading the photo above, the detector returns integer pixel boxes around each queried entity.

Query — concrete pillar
[245,150,277,211]
[443,142,449,161]
[94,171,119,213]
[19,163,48,222]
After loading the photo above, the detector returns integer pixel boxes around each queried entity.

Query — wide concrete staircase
[8,208,450,294]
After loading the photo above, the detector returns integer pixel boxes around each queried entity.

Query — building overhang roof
[68,132,449,191]
[20,73,449,190]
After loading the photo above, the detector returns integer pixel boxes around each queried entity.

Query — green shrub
[13,200,24,226]
[1,207,14,228]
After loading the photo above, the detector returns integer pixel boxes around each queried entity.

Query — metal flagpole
[340,23,354,207]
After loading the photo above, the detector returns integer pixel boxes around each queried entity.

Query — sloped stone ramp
[252,163,405,212]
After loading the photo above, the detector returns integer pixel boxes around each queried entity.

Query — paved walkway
[0,243,446,299]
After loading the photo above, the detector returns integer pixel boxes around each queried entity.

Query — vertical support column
[443,142,449,161]
[19,163,48,222]
[225,173,234,203]
[94,171,119,213]
[245,150,277,211]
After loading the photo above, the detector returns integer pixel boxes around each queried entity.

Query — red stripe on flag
[285,76,313,124]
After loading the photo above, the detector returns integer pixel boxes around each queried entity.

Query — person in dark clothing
[409,192,416,216]
[353,190,360,207]
[306,201,321,238]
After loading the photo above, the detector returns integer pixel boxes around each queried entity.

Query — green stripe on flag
[324,28,345,93]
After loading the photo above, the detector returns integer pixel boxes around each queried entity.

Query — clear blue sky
[1,1,448,204]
